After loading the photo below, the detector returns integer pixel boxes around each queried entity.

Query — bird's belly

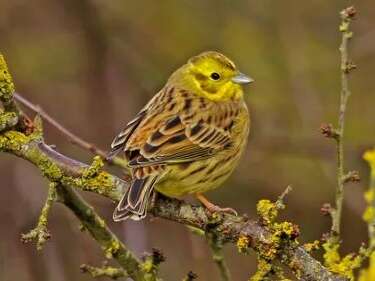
[154,150,242,198]
[155,105,249,198]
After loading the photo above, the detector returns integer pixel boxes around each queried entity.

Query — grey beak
[232,72,254,84]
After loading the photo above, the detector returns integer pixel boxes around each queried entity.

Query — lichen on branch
[247,192,299,280]
[21,182,57,250]
[0,54,15,104]
[363,148,375,248]
[0,48,350,281]
[0,108,17,131]
[357,148,375,281]
[80,263,128,279]
[0,54,20,117]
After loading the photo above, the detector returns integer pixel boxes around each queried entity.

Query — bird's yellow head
[168,51,253,102]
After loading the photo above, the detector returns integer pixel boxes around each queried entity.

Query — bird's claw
[206,205,238,216]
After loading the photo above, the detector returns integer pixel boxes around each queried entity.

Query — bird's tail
[113,175,159,221]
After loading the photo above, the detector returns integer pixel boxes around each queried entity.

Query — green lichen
[249,258,291,281]
[24,145,64,181]
[62,170,116,197]
[85,172,113,192]
[288,259,302,279]
[187,225,205,236]
[257,221,297,261]
[256,199,278,225]
[80,264,127,279]
[97,216,106,228]
[250,198,299,279]
[363,148,375,178]
[0,130,34,153]
[0,111,18,131]
[0,54,15,103]
[83,156,104,178]
[256,199,298,259]
[0,129,63,182]
[363,148,375,249]
[363,203,375,223]
[79,223,87,232]
[303,240,320,252]
[273,222,295,239]
[323,242,341,269]
[249,258,272,281]
[237,235,250,253]
[364,189,374,204]
[21,182,57,250]
[104,239,120,259]
[37,157,63,180]
[358,251,375,281]
[323,241,365,280]
[59,156,117,197]
[139,254,163,281]
[141,258,154,274]
[0,130,117,198]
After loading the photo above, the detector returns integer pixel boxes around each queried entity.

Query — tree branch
[56,184,147,280]
[21,182,57,250]
[319,6,357,245]
[331,6,357,241]
[13,92,127,169]
[206,231,231,281]
[0,120,347,280]
[80,263,128,279]
[0,54,158,281]
[0,52,348,280]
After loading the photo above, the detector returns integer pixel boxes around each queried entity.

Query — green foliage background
[0,0,374,280]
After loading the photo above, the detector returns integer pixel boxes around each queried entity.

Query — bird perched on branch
[108,51,253,221]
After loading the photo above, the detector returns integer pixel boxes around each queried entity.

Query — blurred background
[0,0,374,280]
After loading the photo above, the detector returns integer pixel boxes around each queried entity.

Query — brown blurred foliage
[0,0,374,280]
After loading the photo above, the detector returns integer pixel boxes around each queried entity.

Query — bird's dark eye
[210,72,220,80]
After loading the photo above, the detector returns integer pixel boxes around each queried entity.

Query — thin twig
[331,6,357,240]
[13,92,127,169]
[206,231,231,281]
[275,185,292,210]
[57,184,147,280]
[21,182,57,250]
[80,263,128,279]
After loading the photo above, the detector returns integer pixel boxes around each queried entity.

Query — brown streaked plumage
[109,51,253,221]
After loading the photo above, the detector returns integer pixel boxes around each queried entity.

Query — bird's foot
[195,193,238,216]
[205,204,238,216]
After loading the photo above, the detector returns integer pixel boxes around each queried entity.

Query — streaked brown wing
[108,88,170,159]
[127,98,236,167]
[107,109,147,159]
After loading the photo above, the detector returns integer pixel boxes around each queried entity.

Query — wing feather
[107,109,146,159]
[113,87,241,167]
[125,89,239,166]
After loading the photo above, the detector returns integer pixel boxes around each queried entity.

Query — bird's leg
[195,193,237,216]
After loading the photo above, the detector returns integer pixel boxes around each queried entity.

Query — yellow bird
[109,51,253,221]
